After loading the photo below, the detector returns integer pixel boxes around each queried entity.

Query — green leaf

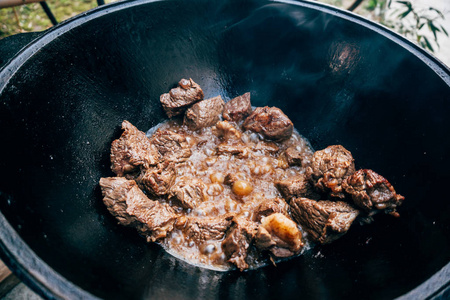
[419,39,426,48]
[440,25,449,37]
[429,7,445,19]
[396,1,411,6]
[418,22,425,29]
[423,36,434,52]
[398,8,412,19]
[428,20,440,41]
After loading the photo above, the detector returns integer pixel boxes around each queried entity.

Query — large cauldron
[0,0,449,299]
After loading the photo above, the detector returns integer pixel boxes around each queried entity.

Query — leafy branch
[341,0,448,52]
[386,1,448,52]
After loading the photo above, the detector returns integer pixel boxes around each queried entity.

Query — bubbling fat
[145,120,314,271]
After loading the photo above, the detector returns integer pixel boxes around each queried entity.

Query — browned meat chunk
[307,145,355,199]
[342,169,405,217]
[253,142,279,153]
[169,177,207,210]
[127,194,178,242]
[100,177,139,226]
[110,121,159,176]
[222,216,259,271]
[150,129,192,164]
[138,161,176,196]
[217,143,249,158]
[255,213,303,257]
[213,121,241,140]
[183,214,234,243]
[285,146,303,166]
[184,96,225,130]
[243,106,293,141]
[160,78,204,118]
[100,177,177,241]
[276,174,320,202]
[253,198,288,222]
[222,92,252,122]
[290,198,359,244]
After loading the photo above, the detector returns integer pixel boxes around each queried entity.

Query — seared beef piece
[223,92,252,122]
[110,120,159,176]
[126,194,178,242]
[243,106,293,141]
[255,213,303,258]
[276,174,320,202]
[217,143,249,158]
[100,177,177,241]
[138,161,176,196]
[254,142,279,153]
[342,169,405,217]
[160,78,204,118]
[213,121,242,140]
[184,96,225,130]
[150,129,192,164]
[285,146,303,166]
[100,177,139,226]
[169,177,207,210]
[222,216,259,271]
[306,145,355,199]
[183,214,234,244]
[253,198,288,222]
[290,198,359,244]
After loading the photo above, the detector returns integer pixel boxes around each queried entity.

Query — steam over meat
[100,177,177,241]
[150,129,192,164]
[110,121,158,176]
[343,169,405,216]
[223,92,252,122]
[222,217,259,271]
[169,177,207,210]
[276,174,320,202]
[184,96,225,130]
[307,145,355,199]
[255,213,303,257]
[243,106,293,141]
[160,78,204,117]
[290,198,359,244]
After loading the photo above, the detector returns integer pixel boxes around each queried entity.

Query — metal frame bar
[39,2,57,25]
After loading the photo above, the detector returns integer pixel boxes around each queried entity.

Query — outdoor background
[0,0,449,298]
[0,0,449,66]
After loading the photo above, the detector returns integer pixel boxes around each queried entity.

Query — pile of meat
[99,78,405,271]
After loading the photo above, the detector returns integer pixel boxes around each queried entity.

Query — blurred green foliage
[0,0,447,53]
[386,0,448,52]
[0,0,115,38]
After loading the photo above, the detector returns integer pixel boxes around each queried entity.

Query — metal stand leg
[97,0,105,5]
[39,1,57,25]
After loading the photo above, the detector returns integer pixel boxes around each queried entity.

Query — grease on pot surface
[99,79,405,271]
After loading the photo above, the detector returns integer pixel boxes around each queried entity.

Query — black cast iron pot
[0,0,449,299]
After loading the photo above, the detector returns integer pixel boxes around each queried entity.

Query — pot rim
[0,0,449,299]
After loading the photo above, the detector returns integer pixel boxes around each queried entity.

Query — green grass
[0,0,117,39]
